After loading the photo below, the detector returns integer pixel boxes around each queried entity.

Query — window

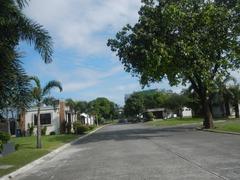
[34,113,51,125]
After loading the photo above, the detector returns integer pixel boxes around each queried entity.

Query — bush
[73,122,89,134]
[49,131,56,136]
[0,131,10,152]
[144,112,155,121]
[41,126,47,136]
[15,144,20,151]
[28,123,34,136]
[0,131,10,144]
[88,125,96,131]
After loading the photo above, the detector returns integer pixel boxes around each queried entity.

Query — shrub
[28,123,34,136]
[144,112,155,121]
[49,131,56,136]
[88,125,96,131]
[73,122,89,134]
[0,131,10,144]
[15,144,20,151]
[41,126,47,136]
[0,131,10,152]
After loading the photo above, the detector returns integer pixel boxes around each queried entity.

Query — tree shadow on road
[72,124,197,146]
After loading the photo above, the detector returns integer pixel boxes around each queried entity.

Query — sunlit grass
[214,120,240,133]
[0,134,78,177]
[145,117,203,127]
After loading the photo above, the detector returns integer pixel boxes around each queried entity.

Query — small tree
[30,77,62,148]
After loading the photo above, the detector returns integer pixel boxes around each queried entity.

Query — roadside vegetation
[0,134,78,177]
[145,117,203,127]
[213,120,240,133]
[108,0,240,129]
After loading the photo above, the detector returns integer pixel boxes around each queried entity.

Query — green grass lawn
[213,120,240,133]
[145,117,203,127]
[0,134,79,177]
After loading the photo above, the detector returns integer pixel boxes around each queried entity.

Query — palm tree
[0,0,53,110]
[30,77,62,148]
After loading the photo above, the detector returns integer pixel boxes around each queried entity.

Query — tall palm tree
[0,0,53,110]
[30,77,62,148]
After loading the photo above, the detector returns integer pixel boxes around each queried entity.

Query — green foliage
[124,90,189,118]
[108,0,240,128]
[73,122,89,134]
[0,131,11,151]
[88,125,96,131]
[165,93,189,112]
[146,117,203,127]
[124,93,144,117]
[0,134,78,177]
[65,99,88,120]
[30,76,62,148]
[0,0,53,111]
[0,131,10,144]
[27,122,34,136]
[49,131,56,136]
[88,97,118,123]
[15,144,20,151]
[41,126,47,136]
[144,112,154,122]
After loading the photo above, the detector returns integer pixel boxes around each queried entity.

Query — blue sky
[20,0,183,105]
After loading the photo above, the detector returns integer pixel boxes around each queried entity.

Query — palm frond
[17,15,53,63]
[29,76,41,89]
[42,80,62,95]
[43,97,59,110]
[15,0,29,9]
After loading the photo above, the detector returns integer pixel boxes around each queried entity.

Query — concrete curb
[198,129,240,136]
[1,125,106,180]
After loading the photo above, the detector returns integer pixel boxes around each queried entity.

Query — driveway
[12,124,240,180]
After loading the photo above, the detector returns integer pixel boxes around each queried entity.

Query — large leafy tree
[30,77,62,148]
[0,0,53,109]
[124,94,144,118]
[88,98,117,124]
[108,0,240,128]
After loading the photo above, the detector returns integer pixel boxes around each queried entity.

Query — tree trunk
[202,98,214,129]
[36,106,42,148]
[234,103,239,118]
[224,101,230,117]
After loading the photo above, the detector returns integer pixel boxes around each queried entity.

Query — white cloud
[24,0,141,55]
[27,59,123,93]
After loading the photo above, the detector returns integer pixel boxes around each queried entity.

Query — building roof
[147,108,165,112]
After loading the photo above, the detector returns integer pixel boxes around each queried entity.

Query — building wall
[182,107,192,117]
[25,108,60,135]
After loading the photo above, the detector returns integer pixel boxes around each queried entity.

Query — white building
[79,113,94,125]
[19,101,94,135]
[181,107,192,118]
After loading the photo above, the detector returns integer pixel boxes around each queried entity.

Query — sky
[20,0,183,106]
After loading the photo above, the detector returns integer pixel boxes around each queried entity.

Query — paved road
[15,124,240,180]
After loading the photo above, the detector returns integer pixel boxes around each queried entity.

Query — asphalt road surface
[14,124,240,180]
